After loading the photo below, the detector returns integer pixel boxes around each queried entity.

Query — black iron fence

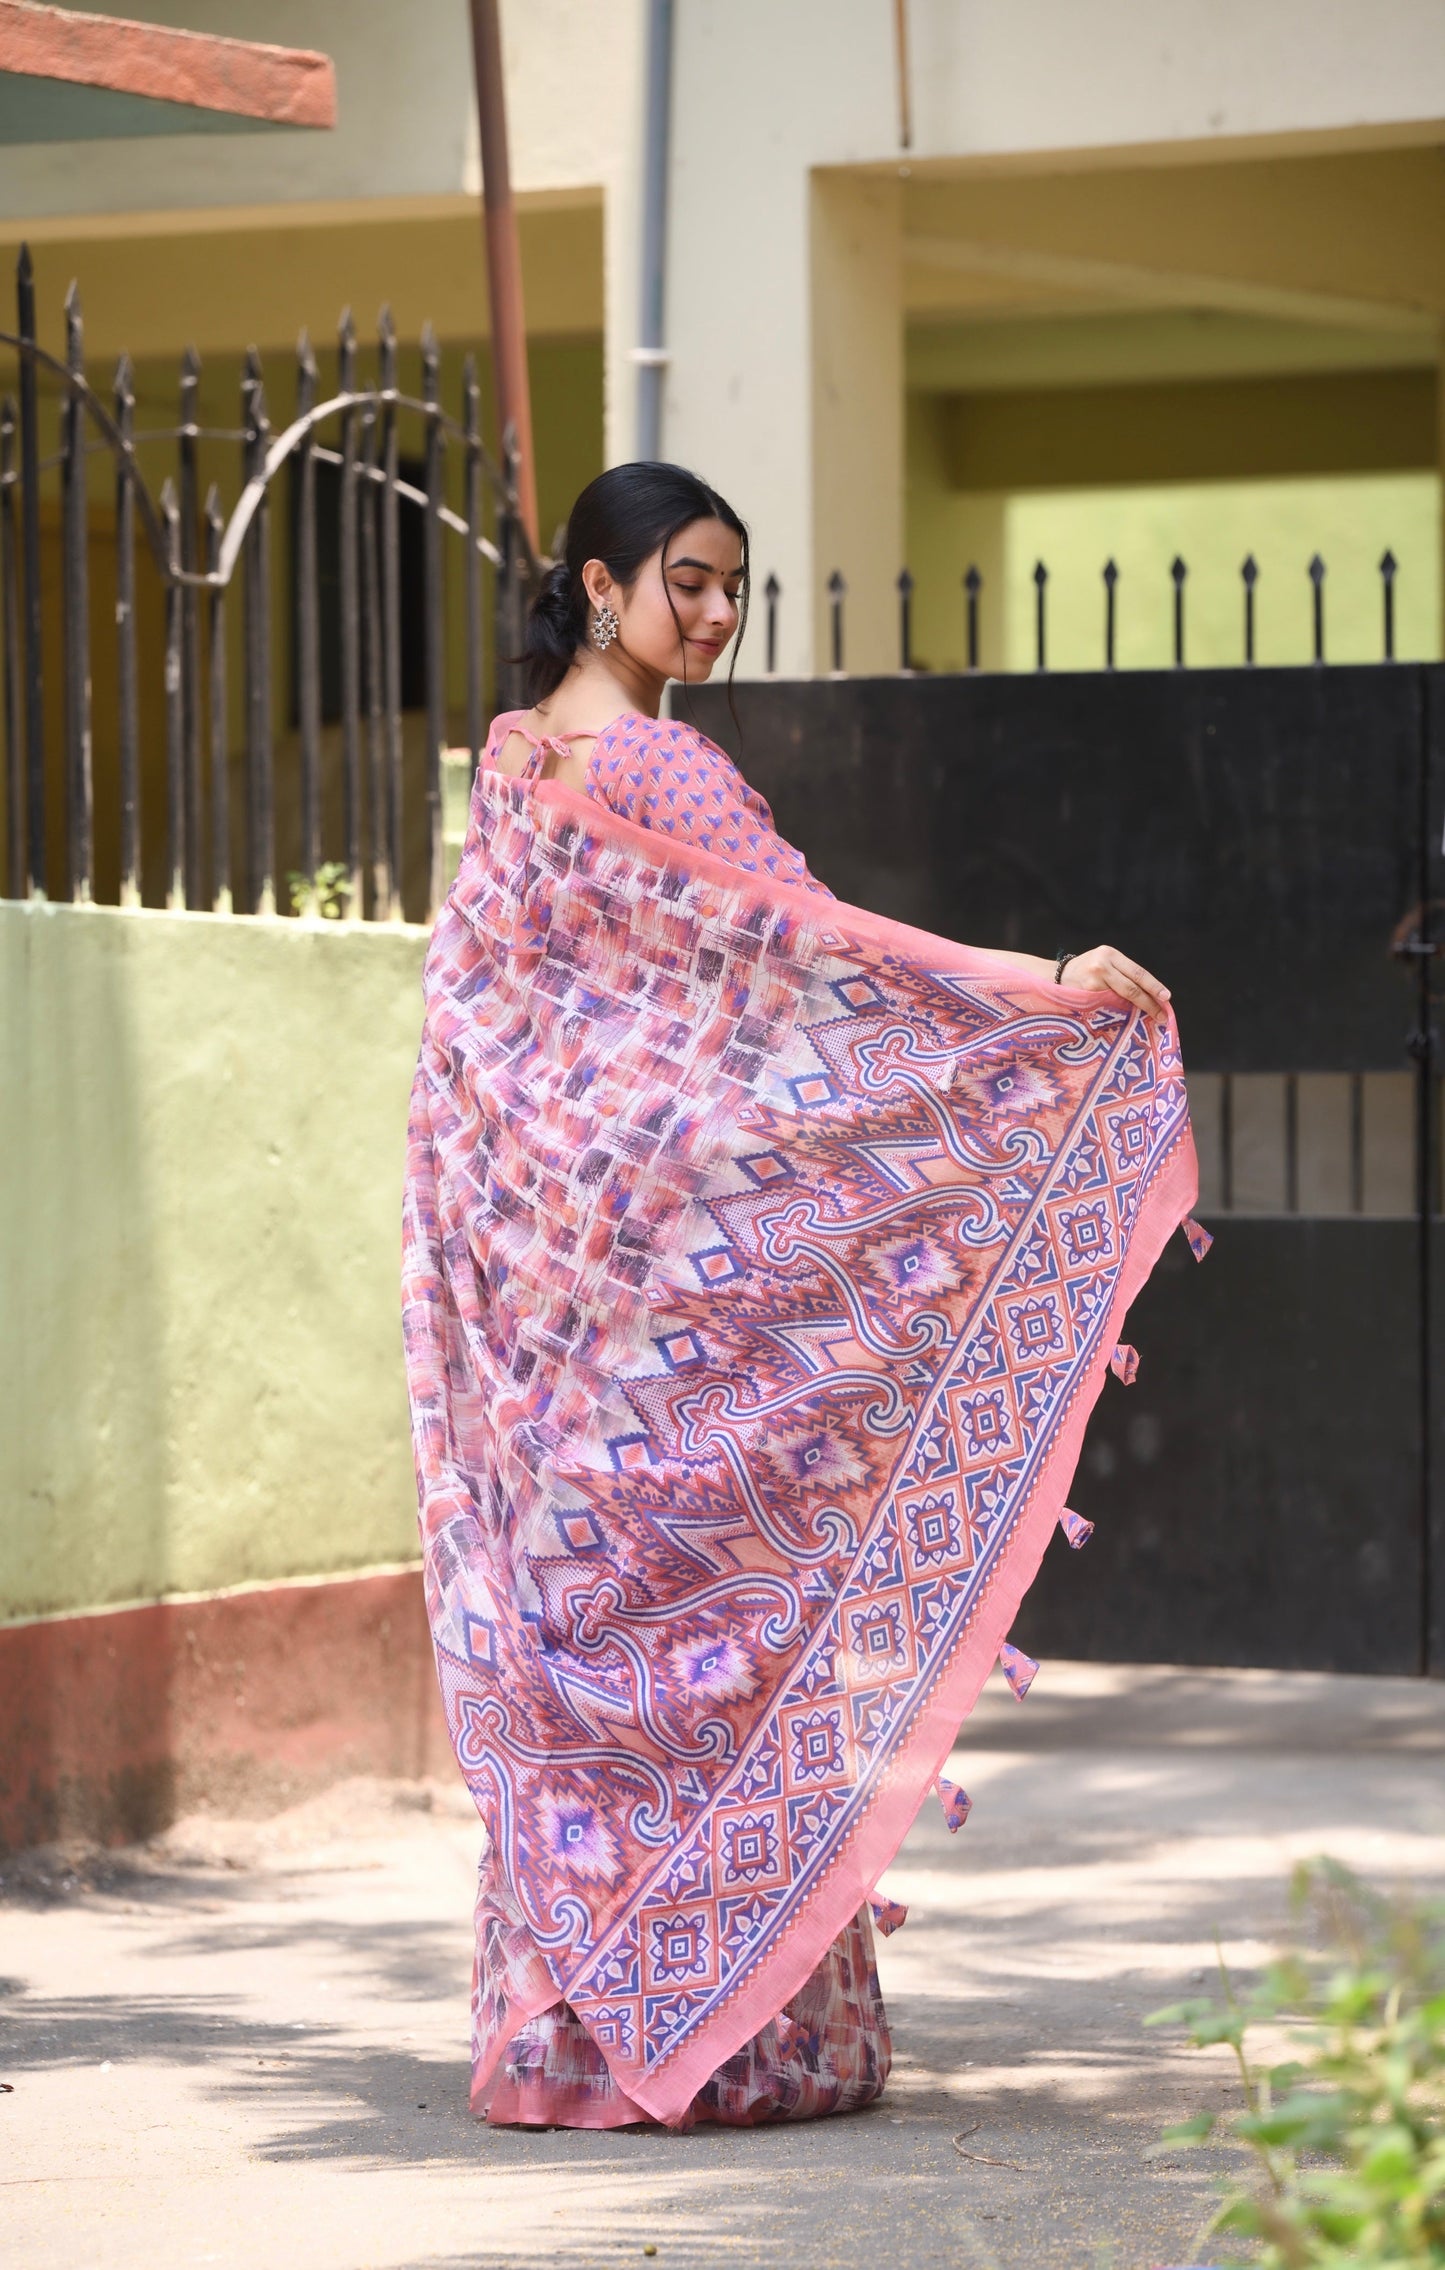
[0,246,535,924]
[1,243,1423,922]
[771,547,1406,678]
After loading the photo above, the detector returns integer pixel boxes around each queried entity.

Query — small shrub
[1146,1859,1445,2267]
[287,862,354,921]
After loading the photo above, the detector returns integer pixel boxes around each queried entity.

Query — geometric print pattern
[478,1903,889,2128]
[581,709,826,892]
[402,715,1198,2126]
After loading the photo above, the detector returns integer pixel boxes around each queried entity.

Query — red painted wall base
[0,1567,453,1854]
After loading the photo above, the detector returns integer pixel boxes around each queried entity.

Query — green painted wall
[1,902,428,1622]
[907,395,1442,676]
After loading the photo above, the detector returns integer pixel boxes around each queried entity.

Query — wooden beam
[0,0,336,128]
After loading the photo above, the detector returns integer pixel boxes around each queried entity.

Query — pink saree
[403,710,1199,2129]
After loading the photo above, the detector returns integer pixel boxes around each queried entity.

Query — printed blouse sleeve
[589,717,833,897]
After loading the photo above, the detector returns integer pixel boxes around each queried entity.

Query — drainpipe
[634,0,674,461]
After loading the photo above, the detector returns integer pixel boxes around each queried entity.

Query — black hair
[520,461,749,708]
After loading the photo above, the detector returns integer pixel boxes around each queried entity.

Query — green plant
[287,861,354,920]
[1146,1859,1445,2267]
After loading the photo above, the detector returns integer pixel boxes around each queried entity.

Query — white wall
[903,0,1445,162]
[659,0,1445,671]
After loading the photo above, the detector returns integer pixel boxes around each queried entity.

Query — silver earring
[592,601,620,651]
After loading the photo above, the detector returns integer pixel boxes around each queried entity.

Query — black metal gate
[692,665,1445,1677]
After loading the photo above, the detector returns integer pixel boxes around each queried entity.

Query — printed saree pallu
[402,763,1199,2129]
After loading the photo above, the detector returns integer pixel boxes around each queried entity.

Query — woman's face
[585,516,745,683]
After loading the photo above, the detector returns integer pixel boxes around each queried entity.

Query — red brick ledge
[0,1,337,129]
[0,1566,451,1854]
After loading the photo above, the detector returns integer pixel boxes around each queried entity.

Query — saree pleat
[479,1907,888,2129]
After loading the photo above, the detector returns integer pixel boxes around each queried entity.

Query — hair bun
[530,559,575,624]
[519,555,587,690]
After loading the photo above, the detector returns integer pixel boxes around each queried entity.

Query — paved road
[3,1661,1443,2270]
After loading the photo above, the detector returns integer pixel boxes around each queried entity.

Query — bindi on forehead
[666,518,744,580]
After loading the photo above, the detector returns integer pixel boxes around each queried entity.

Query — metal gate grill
[694,664,1444,1676]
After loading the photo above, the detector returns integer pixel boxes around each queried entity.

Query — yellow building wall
[0,901,428,1623]
[907,382,1443,676]
[908,466,1442,675]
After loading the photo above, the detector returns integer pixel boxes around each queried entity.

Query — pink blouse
[488,708,831,896]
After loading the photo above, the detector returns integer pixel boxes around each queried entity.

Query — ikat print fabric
[403,709,1198,2126]
[478,1903,888,2128]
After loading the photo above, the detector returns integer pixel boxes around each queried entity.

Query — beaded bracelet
[1053,950,1077,985]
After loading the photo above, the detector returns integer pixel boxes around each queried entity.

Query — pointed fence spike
[763,571,781,674]
[963,563,981,670]
[1032,560,1047,672]
[827,568,846,675]
[1171,554,1187,668]
[1380,548,1398,662]
[896,565,913,672]
[1240,553,1259,666]
[1309,553,1326,664]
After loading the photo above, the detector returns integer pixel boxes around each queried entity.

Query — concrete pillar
[810,173,904,678]
[658,149,815,676]
[655,160,902,680]
[659,0,902,678]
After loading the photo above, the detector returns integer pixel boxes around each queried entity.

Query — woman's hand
[1063,945,1171,1024]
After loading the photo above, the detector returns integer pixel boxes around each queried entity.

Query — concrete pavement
[3,1660,1443,2270]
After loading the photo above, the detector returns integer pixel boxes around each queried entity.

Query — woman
[403,463,1198,2132]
